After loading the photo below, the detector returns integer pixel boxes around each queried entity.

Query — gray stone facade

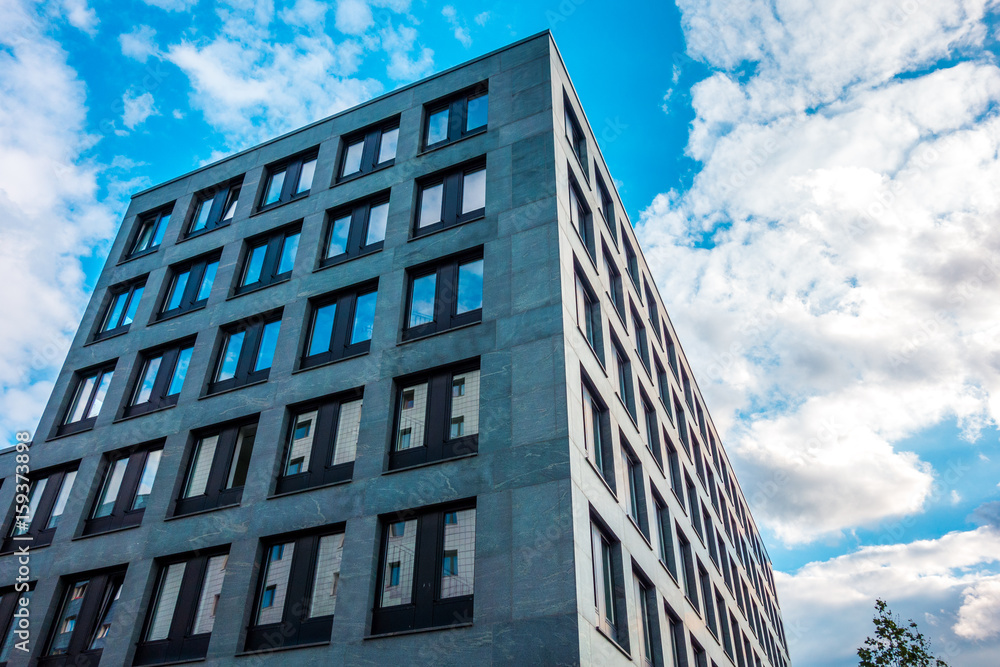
[0,32,789,667]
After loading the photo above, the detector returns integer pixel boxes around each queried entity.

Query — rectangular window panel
[439,508,475,598]
[309,533,345,618]
[147,563,185,641]
[380,519,416,607]
[256,543,293,625]
[395,382,428,451]
[192,554,227,634]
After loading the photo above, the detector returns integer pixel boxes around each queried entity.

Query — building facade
[0,32,790,667]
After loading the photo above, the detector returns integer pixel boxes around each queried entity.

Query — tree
[857,598,950,667]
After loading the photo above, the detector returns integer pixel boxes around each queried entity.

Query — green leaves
[857,599,949,667]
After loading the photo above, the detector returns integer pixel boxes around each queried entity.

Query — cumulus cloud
[280,0,327,28]
[442,5,471,48]
[0,0,117,446]
[122,90,158,130]
[140,0,198,11]
[955,576,1000,640]
[380,22,433,81]
[335,0,373,35]
[119,24,159,62]
[61,0,97,34]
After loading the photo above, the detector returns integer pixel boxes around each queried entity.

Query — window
[126,206,173,258]
[665,433,684,505]
[699,562,717,635]
[321,194,389,267]
[693,436,706,483]
[389,362,479,470]
[277,391,363,494]
[622,441,648,537]
[674,393,690,453]
[603,247,626,320]
[414,160,486,236]
[404,251,483,340]
[187,180,241,237]
[611,336,636,419]
[84,446,161,535]
[581,379,615,490]
[633,573,661,667]
[665,330,679,377]
[655,358,672,421]
[574,269,604,362]
[125,340,194,417]
[569,176,595,258]
[135,550,229,665]
[372,501,476,634]
[704,507,719,566]
[41,570,125,666]
[596,171,616,239]
[677,528,698,609]
[653,491,677,579]
[691,636,708,667]
[208,312,281,393]
[719,593,735,658]
[2,466,77,553]
[590,519,625,647]
[302,283,377,368]
[236,225,300,294]
[564,96,587,169]
[57,364,115,436]
[246,529,345,651]
[664,603,689,667]
[338,119,399,181]
[623,235,640,290]
[158,252,219,318]
[633,306,651,371]
[642,394,662,468]
[687,474,702,538]
[259,150,317,210]
[682,367,694,410]
[731,614,747,667]
[0,586,33,664]
[174,420,257,516]
[423,84,488,149]
[645,281,661,341]
[94,278,145,339]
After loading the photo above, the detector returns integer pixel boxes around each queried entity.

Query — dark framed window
[603,247,626,320]
[94,278,145,340]
[664,602,689,667]
[574,268,604,363]
[372,500,477,635]
[569,175,595,258]
[338,120,398,181]
[621,439,648,538]
[135,549,229,666]
[124,339,194,417]
[623,235,640,290]
[126,205,173,259]
[0,584,34,664]
[321,194,389,267]
[423,84,488,149]
[258,150,317,210]
[389,361,480,470]
[655,358,672,422]
[676,528,698,609]
[186,179,241,237]
[301,283,377,368]
[158,252,220,319]
[682,367,694,410]
[235,224,300,294]
[277,391,363,494]
[246,528,345,651]
[693,435,706,483]
[686,474,702,538]
[665,330,679,377]
[563,95,587,170]
[174,419,258,516]
[39,569,126,667]
[2,466,77,553]
[596,171,616,239]
[581,378,615,490]
[404,250,483,340]
[611,335,636,419]
[674,392,690,452]
[590,518,626,647]
[699,562,717,636]
[731,613,746,667]
[208,312,282,394]
[642,393,662,468]
[633,570,663,667]
[83,445,161,536]
[632,306,651,372]
[414,160,486,236]
[719,592,735,658]
[57,364,115,436]
[665,432,685,505]
[691,636,708,667]
[652,490,677,579]
[645,281,661,340]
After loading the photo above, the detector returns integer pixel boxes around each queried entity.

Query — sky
[1,0,999,664]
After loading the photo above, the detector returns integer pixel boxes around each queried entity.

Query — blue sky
[2,0,1000,664]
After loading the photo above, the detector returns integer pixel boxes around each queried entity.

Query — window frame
[56,363,116,437]
[185,178,242,238]
[388,360,480,471]
[621,437,649,539]
[93,277,146,341]
[300,281,377,369]
[563,94,588,175]
[172,418,259,517]
[234,224,301,296]
[257,149,319,211]
[574,266,605,364]
[422,83,489,150]
[568,173,595,259]
[0,584,34,665]
[603,245,626,322]
[207,311,282,394]
[125,205,173,260]
[590,516,627,649]
[413,159,487,237]
[611,334,636,419]
[320,193,390,268]
[39,568,126,666]
[337,119,399,182]
[123,338,195,418]
[652,489,678,579]
[403,249,483,341]
[632,567,663,667]
[581,375,616,492]
[632,305,651,372]
[245,526,346,651]
[1,465,78,554]
[596,170,616,241]
[276,390,363,495]
[83,444,162,536]
[371,499,477,635]
[623,234,641,291]
[641,392,663,469]
[157,251,221,320]
[134,548,230,666]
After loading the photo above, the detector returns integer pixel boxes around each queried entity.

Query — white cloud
[280,0,327,28]
[474,11,490,26]
[955,576,1000,640]
[0,0,117,446]
[119,24,158,63]
[380,22,433,81]
[61,0,97,34]
[335,0,373,35]
[140,0,198,11]
[441,5,471,48]
[122,90,158,130]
